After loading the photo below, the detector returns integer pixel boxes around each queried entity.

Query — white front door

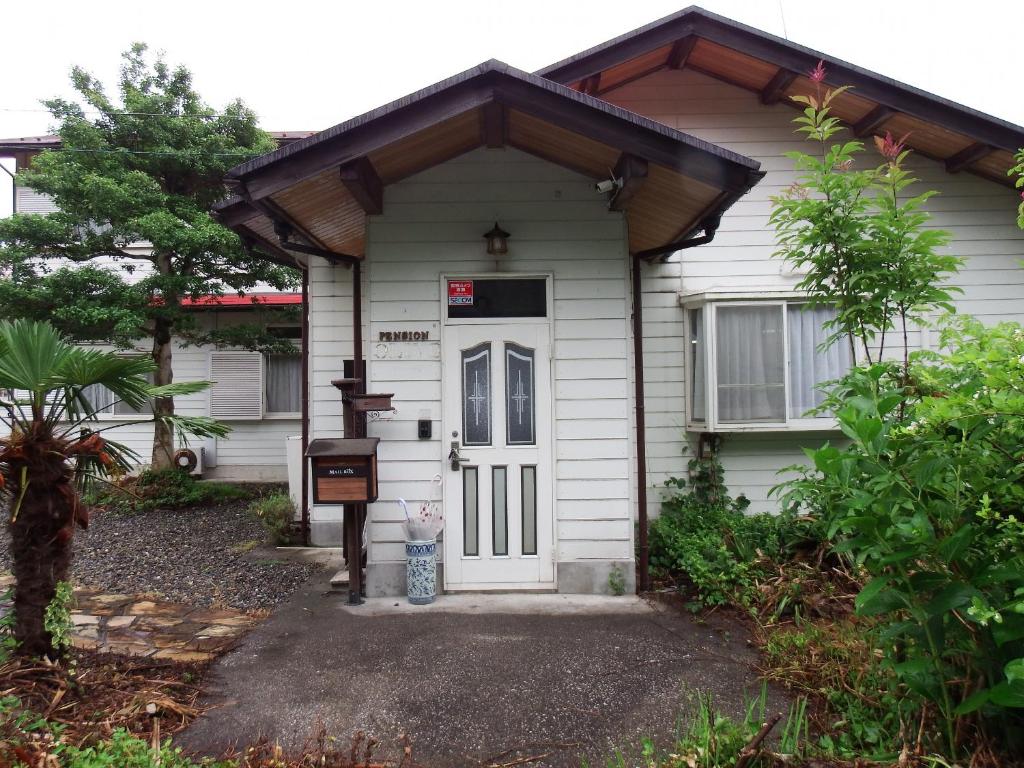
[442,323,554,590]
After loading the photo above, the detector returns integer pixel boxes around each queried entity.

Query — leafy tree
[0,44,297,469]
[0,320,227,658]
[769,66,960,374]
[772,65,1024,758]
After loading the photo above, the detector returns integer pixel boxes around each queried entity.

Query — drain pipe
[631,252,652,593]
[300,263,311,545]
[632,218,722,593]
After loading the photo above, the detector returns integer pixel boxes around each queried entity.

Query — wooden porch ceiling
[538,7,1024,188]
[215,61,764,261]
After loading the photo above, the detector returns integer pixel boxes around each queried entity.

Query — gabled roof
[537,6,1024,186]
[217,59,764,260]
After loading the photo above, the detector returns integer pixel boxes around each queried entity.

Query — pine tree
[0,44,297,468]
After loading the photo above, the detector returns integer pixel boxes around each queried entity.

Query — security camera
[594,177,622,194]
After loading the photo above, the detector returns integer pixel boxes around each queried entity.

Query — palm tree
[0,319,228,658]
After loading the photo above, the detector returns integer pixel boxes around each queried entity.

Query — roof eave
[223,60,762,206]
[537,6,1024,154]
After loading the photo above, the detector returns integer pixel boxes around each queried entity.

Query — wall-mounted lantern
[483,222,510,256]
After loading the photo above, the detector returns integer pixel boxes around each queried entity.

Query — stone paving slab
[0,573,261,662]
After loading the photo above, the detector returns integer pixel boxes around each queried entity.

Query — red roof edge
[178,293,302,308]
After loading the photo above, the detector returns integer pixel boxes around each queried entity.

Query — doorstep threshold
[337,593,651,617]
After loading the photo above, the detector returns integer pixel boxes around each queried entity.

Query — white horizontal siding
[606,66,1024,515]
[307,147,634,565]
[214,420,299,467]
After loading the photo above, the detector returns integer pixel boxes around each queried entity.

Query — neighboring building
[0,133,315,481]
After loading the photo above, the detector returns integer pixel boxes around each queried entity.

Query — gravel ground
[0,503,323,613]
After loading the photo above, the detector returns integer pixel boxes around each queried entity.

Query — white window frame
[683,293,851,433]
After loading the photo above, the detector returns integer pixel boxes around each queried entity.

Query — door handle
[448,440,468,471]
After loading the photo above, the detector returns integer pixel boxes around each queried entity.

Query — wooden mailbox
[344,392,394,413]
[307,437,380,504]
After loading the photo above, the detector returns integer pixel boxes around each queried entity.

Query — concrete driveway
[178,575,778,766]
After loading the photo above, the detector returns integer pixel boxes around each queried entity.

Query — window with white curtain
[81,372,154,418]
[686,301,852,430]
[265,353,301,414]
[786,304,853,418]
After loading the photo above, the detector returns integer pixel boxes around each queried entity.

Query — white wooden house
[216,8,1024,598]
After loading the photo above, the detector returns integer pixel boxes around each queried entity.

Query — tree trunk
[150,252,176,471]
[8,428,75,659]
[150,315,175,470]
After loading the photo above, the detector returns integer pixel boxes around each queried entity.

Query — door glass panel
[492,466,507,556]
[447,278,547,319]
[463,467,478,556]
[522,466,537,556]
[462,343,491,446]
[505,343,535,445]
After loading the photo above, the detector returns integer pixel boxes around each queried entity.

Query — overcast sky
[3,0,1022,215]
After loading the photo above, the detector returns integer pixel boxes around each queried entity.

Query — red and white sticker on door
[447,280,474,306]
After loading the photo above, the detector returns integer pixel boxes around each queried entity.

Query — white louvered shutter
[209,351,264,420]
[15,187,59,214]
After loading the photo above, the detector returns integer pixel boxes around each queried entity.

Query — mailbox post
[306,376,392,605]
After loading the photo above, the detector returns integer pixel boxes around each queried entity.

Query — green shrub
[649,456,811,609]
[44,581,74,657]
[60,729,220,768]
[607,565,626,596]
[778,319,1024,757]
[607,686,815,768]
[249,492,297,545]
[88,468,248,513]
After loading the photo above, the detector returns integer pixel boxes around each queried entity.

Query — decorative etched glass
[462,343,491,446]
[505,343,535,445]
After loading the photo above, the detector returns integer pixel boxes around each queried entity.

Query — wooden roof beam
[666,35,697,69]
[609,153,649,211]
[236,224,303,269]
[245,195,333,253]
[852,105,896,137]
[579,73,602,95]
[945,142,994,173]
[232,184,357,263]
[214,195,262,228]
[339,156,383,215]
[760,67,797,105]
[480,101,506,148]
